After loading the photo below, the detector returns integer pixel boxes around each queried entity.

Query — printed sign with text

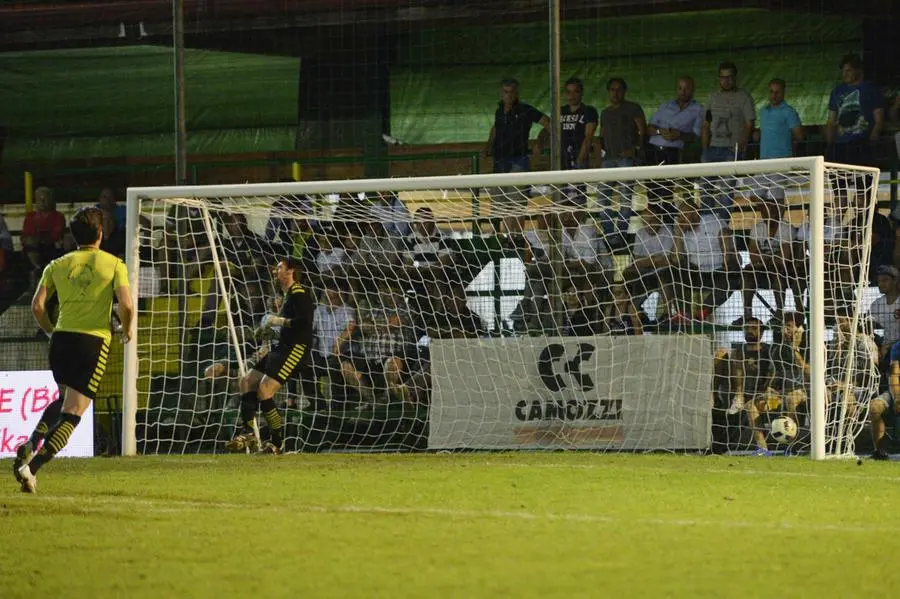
[0,370,94,457]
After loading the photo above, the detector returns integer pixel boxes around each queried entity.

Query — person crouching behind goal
[15,206,134,493]
[226,257,313,454]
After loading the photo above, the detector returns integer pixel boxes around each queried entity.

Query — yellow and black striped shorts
[254,343,308,384]
[48,331,110,401]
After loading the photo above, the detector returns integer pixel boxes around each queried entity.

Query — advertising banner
[429,336,712,451]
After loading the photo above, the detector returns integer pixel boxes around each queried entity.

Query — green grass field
[1,453,897,598]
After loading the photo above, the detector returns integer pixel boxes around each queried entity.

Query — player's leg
[257,376,285,453]
[13,387,65,479]
[226,368,264,451]
[870,393,891,459]
[18,387,93,492]
[17,333,108,492]
[746,397,768,452]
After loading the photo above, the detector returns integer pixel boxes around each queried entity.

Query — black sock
[29,412,81,474]
[239,392,258,431]
[28,399,64,448]
[259,398,283,446]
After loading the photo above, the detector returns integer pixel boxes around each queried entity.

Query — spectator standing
[22,186,67,288]
[759,79,804,160]
[647,76,704,166]
[484,78,550,235]
[702,61,755,162]
[598,78,646,243]
[484,78,550,174]
[825,53,885,168]
[560,77,599,169]
[645,76,704,218]
[755,79,804,204]
[701,62,755,215]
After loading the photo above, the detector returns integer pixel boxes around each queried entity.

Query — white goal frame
[122,156,878,460]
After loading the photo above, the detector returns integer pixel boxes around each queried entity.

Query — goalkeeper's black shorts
[49,331,111,401]
[254,343,309,384]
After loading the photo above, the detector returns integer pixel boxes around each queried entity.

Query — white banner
[429,336,712,450]
[0,371,94,458]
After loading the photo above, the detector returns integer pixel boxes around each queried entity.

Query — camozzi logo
[537,343,595,392]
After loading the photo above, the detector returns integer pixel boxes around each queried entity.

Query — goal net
[123,157,880,458]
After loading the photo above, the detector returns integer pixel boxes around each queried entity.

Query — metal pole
[548,0,565,335]
[548,0,561,173]
[173,0,187,185]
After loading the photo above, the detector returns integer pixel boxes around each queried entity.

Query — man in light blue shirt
[756,78,804,202]
[759,78,804,159]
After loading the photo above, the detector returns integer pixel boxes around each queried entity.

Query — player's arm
[31,285,54,336]
[789,108,805,155]
[578,116,598,165]
[825,109,838,146]
[871,107,885,142]
[112,260,134,343]
[534,113,551,156]
[115,285,134,343]
[890,360,900,413]
[483,126,495,157]
[701,109,712,149]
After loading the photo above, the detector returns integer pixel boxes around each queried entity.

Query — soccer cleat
[225,430,259,453]
[261,441,283,455]
[871,449,890,461]
[17,465,36,494]
[12,442,34,485]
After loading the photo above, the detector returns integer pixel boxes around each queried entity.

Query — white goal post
[122,156,880,459]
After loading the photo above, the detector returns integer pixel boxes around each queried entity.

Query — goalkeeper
[225,257,313,454]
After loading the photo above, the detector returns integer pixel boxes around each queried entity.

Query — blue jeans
[598,157,634,247]
[700,146,745,216]
[494,156,530,173]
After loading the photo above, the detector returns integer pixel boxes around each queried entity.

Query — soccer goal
[122,156,880,459]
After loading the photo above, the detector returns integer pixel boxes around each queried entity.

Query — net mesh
[131,162,879,456]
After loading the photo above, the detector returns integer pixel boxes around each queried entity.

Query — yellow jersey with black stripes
[276,281,314,349]
[40,247,129,343]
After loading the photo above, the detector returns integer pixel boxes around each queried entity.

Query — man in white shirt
[622,207,675,304]
[740,201,797,322]
[669,205,738,322]
[869,265,900,355]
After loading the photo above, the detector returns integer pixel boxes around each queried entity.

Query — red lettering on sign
[0,388,13,414]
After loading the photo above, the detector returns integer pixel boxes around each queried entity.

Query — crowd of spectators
[8,51,900,454]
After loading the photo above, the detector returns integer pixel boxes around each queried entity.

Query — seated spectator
[828,314,879,441]
[513,211,614,333]
[870,339,900,460]
[603,284,643,335]
[100,205,127,257]
[159,204,210,295]
[410,276,484,341]
[338,298,416,405]
[405,207,451,266]
[354,220,402,267]
[22,186,67,287]
[313,279,356,365]
[96,187,127,232]
[314,224,350,277]
[669,204,739,322]
[868,211,895,286]
[768,311,809,432]
[727,318,777,451]
[622,205,675,308]
[795,202,857,317]
[868,265,900,364]
[562,277,602,336]
[265,196,313,256]
[739,201,797,323]
[369,193,411,238]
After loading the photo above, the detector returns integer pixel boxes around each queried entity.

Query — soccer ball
[770,417,798,444]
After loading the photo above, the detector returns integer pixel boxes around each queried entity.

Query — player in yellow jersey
[14,207,133,493]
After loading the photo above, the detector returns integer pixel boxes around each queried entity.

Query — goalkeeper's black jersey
[277,282,314,349]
